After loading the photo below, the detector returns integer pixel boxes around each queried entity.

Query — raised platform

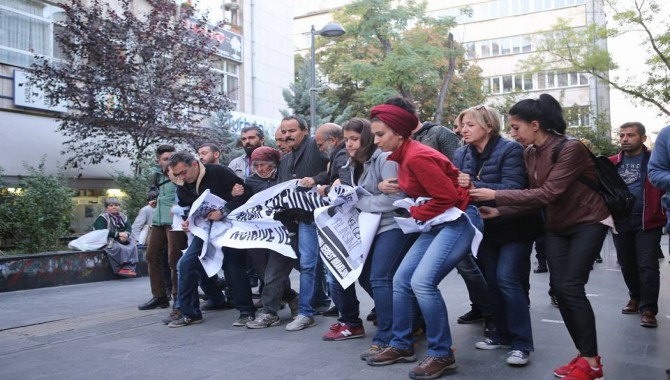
[0,248,147,292]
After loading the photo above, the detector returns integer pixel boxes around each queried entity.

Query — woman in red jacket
[365,103,482,380]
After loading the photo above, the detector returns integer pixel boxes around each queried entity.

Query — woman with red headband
[365,101,482,379]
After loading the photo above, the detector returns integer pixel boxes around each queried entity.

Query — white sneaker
[506,350,529,366]
[286,314,316,331]
[475,338,511,350]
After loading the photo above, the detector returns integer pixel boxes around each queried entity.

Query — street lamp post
[310,22,345,133]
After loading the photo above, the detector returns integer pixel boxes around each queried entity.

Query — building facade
[0,0,293,232]
[293,0,610,128]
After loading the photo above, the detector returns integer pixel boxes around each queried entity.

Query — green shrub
[0,161,74,253]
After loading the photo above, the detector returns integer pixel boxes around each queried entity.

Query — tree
[31,0,231,173]
[522,0,670,119]
[281,59,352,128]
[0,161,74,253]
[319,0,485,124]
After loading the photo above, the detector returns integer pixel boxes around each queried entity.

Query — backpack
[552,138,636,222]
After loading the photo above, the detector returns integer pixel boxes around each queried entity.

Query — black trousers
[613,226,661,314]
[546,223,608,357]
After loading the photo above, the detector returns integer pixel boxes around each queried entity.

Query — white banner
[315,186,381,289]
[393,197,483,257]
[187,189,228,277]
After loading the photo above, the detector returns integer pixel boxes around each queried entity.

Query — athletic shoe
[457,308,484,324]
[232,315,254,327]
[366,346,416,366]
[409,355,457,379]
[360,344,386,361]
[554,354,581,378]
[285,314,316,331]
[322,322,364,341]
[117,268,137,278]
[246,313,281,329]
[562,356,603,380]
[506,350,530,366]
[167,315,203,328]
[162,309,182,325]
[475,338,511,350]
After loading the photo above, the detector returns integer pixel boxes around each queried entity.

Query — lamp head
[318,22,345,37]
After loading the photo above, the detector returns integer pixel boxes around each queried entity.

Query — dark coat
[610,147,666,230]
[454,136,541,243]
[175,162,251,213]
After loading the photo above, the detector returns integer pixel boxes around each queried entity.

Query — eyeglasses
[108,203,120,207]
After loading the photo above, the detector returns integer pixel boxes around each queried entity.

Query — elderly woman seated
[93,198,139,278]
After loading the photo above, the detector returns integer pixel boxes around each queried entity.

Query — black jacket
[176,162,251,213]
[313,141,348,185]
[278,136,329,183]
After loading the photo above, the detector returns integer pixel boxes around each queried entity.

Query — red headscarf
[369,104,419,138]
[251,146,281,164]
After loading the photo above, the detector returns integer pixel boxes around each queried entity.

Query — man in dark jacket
[163,151,254,328]
[413,121,461,160]
[277,115,330,331]
[610,122,665,328]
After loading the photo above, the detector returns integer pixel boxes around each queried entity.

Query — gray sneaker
[246,313,281,329]
[233,315,254,327]
[506,350,529,366]
[286,314,316,331]
[162,309,182,325]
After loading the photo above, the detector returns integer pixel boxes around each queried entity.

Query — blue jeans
[327,229,410,334]
[176,236,226,318]
[313,256,331,308]
[389,213,477,357]
[455,206,490,315]
[297,222,319,316]
[480,240,534,351]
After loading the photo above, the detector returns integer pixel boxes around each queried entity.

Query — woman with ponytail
[470,93,610,380]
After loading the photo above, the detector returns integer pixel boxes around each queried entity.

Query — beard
[244,144,259,156]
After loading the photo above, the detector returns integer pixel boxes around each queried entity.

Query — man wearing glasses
[163,151,254,328]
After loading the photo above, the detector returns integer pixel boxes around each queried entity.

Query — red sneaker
[562,357,603,380]
[322,322,364,341]
[117,268,137,278]
[554,354,581,377]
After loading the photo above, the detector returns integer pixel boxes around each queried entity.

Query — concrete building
[293,0,610,128]
[0,0,293,232]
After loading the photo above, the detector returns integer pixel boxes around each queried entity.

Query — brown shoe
[621,299,639,314]
[640,310,658,328]
[366,346,416,366]
[409,355,457,379]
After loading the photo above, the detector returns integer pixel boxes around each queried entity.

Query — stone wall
[0,249,147,292]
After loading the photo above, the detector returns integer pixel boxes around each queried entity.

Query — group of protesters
[123,92,670,380]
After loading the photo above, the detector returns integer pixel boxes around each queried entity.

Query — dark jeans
[248,248,297,315]
[480,240,534,351]
[455,254,490,316]
[546,223,608,357]
[613,226,661,314]
[177,237,254,318]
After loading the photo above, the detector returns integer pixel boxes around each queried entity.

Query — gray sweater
[339,149,405,234]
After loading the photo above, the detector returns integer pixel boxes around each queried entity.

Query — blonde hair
[456,105,501,137]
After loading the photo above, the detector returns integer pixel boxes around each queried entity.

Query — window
[521,35,532,52]
[565,105,590,127]
[0,0,63,67]
[481,43,490,58]
[557,72,569,87]
[491,77,501,94]
[212,58,239,109]
[500,37,511,55]
[465,43,475,59]
[502,75,513,92]
[491,41,500,56]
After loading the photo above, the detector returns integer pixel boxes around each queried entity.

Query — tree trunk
[434,33,455,125]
